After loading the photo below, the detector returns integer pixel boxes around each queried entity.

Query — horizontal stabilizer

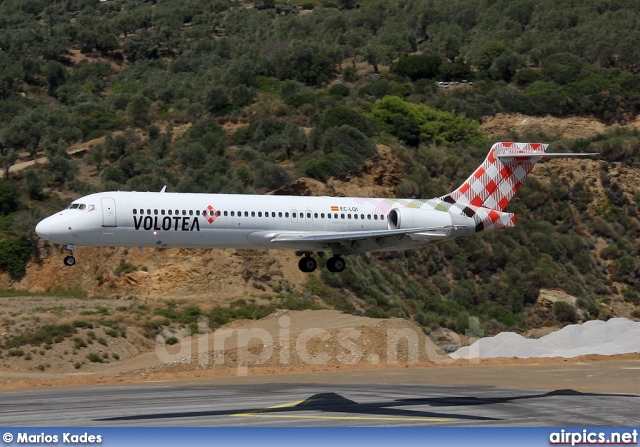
[496,152,598,160]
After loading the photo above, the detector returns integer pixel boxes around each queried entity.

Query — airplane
[35,142,596,273]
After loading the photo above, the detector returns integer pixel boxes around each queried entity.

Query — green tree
[24,169,44,200]
[126,96,151,128]
[369,96,484,146]
[0,179,20,214]
[391,54,442,81]
[0,148,18,179]
[45,60,67,96]
[0,236,33,280]
[475,41,507,71]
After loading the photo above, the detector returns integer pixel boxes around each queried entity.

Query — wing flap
[270,226,452,244]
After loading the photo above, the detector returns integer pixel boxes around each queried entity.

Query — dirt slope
[481,113,640,139]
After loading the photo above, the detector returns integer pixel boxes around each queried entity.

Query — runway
[1,383,638,426]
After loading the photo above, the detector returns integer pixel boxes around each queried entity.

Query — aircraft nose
[35,218,51,239]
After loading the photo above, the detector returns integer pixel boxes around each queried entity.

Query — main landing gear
[63,245,76,267]
[297,253,346,273]
[326,256,346,273]
[298,255,317,273]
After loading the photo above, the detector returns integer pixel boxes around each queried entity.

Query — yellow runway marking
[231,400,454,423]
[232,414,453,422]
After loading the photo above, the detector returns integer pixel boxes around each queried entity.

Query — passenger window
[216,211,221,217]
[367,214,371,220]
[251,211,255,217]
[224,211,228,216]
[278,212,283,218]
[341,213,345,219]
[285,212,289,218]
[258,212,262,217]
[230,211,235,217]
[244,211,248,217]
[354,214,358,220]
[361,214,364,219]
[292,213,296,218]
[334,213,338,219]
[374,215,378,220]
[189,210,193,216]
[348,214,351,219]
[168,210,172,215]
[133,209,137,215]
[314,213,318,218]
[196,210,200,216]
[147,209,151,215]
[321,213,325,218]
[327,214,331,219]
[161,209,166,215]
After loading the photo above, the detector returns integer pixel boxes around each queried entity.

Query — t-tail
[439,142,596,232]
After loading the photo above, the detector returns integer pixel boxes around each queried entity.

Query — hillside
[1,0,640,365]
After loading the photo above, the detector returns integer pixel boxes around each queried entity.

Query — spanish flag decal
[331,206,339,211]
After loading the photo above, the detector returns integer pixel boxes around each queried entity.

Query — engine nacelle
[387,207,452,230]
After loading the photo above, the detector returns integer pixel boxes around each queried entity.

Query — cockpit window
[66,203,96,212]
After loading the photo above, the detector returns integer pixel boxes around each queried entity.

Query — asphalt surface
[1,382,638,427]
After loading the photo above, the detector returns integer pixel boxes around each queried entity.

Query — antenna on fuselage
[160,186,167,193]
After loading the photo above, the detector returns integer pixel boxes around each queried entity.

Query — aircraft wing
[255,226,455,254]
[271,226,450,243]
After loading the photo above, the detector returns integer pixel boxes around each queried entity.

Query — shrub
[73,337,87,349]
[328,83,350,98]
[553,301,577,323]
[86,353,104,363]
[0,237,33,280]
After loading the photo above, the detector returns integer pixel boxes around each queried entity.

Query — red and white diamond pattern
[477,208,516,230]
[204,205,217,224]
[444,142,548,212]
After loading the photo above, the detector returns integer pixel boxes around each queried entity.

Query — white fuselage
[35,191,473,254]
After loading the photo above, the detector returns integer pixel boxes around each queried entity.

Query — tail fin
[439,142,596,232]
[442,142,596,211]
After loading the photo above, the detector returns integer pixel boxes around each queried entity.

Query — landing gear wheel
[63,255,76,267]
[326,256,346,273]
[298,256,317,273]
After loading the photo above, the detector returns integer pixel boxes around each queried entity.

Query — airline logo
[133,215,200,232]
[204,205,217,224]
[132,204,218,233]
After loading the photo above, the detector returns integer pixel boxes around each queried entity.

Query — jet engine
[387,207,452,230]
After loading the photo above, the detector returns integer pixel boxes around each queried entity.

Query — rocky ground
[1,113,639,389]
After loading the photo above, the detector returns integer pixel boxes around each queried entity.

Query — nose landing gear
[63,245,76,267]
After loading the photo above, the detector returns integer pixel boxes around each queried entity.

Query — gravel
[450,318,640,359]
